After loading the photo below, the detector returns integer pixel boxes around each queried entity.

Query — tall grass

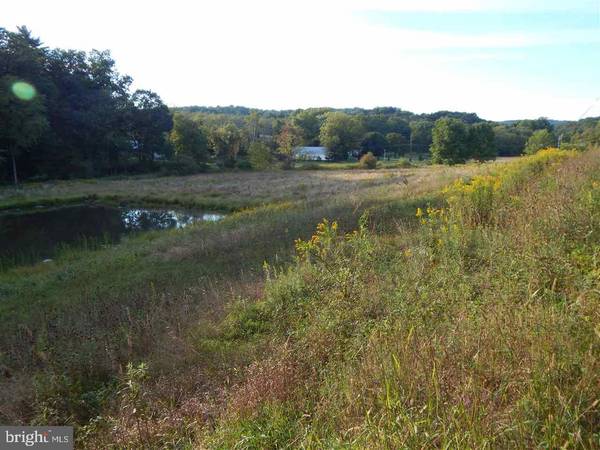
[0,163,483,437]
[6,151,595,448]
[191,149,600,449]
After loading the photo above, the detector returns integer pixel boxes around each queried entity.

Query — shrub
[386,158,412,169]
[158,156,207,175]
[248,142,273,170]
[235,159,252,170]
[359,152,377,169]
[524,129,555,154]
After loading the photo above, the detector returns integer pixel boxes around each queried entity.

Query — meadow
[1,163,433,212]
[0,164,489,427]
[1,151,598,448]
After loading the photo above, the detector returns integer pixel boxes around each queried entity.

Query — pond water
[0,204,224,265]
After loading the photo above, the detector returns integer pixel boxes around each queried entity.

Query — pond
[0,204,225,265]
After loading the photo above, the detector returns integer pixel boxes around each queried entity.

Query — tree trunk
[11,153,18,186]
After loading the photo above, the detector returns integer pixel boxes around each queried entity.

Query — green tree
[319,112,364,161]
[517,117,553,132]
[130,90,173,163]
[276,121,303,168]
[245,111,260,142]
[169,113,208,164]
[0,76,48,184]
[385,132,408,156]
[386,117,411,140]
[211,123,242,167]
[248,141,273,170]
[524,129,556,154]
[359,132,388,157]
[430,117,469,164]
[579,120,600,146]
[469,122,497,161]
[292,109,324,146]
[493,125,529,156]
[409,121,434,153]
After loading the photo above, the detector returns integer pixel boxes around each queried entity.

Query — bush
[248,142,273,170]
[235,159,253,170]
[157,155,207,175]
[524,129,555,155]
[359,152,377,169]
[297,162,320,171]
[385,158,412,169]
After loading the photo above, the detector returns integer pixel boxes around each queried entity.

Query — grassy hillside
[0,164,488,432]
[2,150,598,448]
[200,148,599,449]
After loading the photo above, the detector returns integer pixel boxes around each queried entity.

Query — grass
[3,150,598,449]
[0,162,489,429]
[194,148,600,449]
[0,165,428,211]
[294,158,419,171]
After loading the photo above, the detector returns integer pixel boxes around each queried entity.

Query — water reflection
[120,209,222,230]
[0,204,225,265]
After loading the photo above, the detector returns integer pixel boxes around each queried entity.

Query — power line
[578,97,600,120]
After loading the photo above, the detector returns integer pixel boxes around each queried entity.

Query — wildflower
[416,207,423,218]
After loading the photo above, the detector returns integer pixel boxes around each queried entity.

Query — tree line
[2,27,599,183]
[0,27,173,184]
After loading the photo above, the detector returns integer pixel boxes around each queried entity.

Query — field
[0,164,489,419]
[1,152,599,449]
[1,164,447,211]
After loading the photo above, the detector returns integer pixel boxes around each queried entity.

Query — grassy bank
[190,148,599,449]
[0,163,488,431]
[4,150,596,448]
[62,148,599,449]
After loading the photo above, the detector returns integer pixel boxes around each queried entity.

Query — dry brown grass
[0,163,500,210]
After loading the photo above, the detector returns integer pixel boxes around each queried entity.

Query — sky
[3,0,600,120]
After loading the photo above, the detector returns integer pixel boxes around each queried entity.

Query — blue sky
[3,0,599,120]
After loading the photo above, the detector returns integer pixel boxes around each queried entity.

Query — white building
[294,146,328,160]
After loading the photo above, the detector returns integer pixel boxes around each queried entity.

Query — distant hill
[499,119,572,127]
[172,105,485,123]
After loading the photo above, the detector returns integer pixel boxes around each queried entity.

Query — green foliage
[517,117,553,132]
[359,152,378,169]
[410,120,434,152]
[360,131,388,157]
[430,117,469,164]
[493,124,530,156]
[169,113,209,164]
[291,108,325,146]
[130,89,173,162]
[577,119,600,146]
[204,149,600,449]
[118,362,151,444]
[385,132,407,155]
[276,121,303,168]
[0,27,174,181]
[211,123,243,168]
[468,122,497,161]
[525,129,556,154]
[248,141,273,170]
[319,112,364,160]
[0,75,48,184]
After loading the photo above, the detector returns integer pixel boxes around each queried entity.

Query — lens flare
[11,81,36,101]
